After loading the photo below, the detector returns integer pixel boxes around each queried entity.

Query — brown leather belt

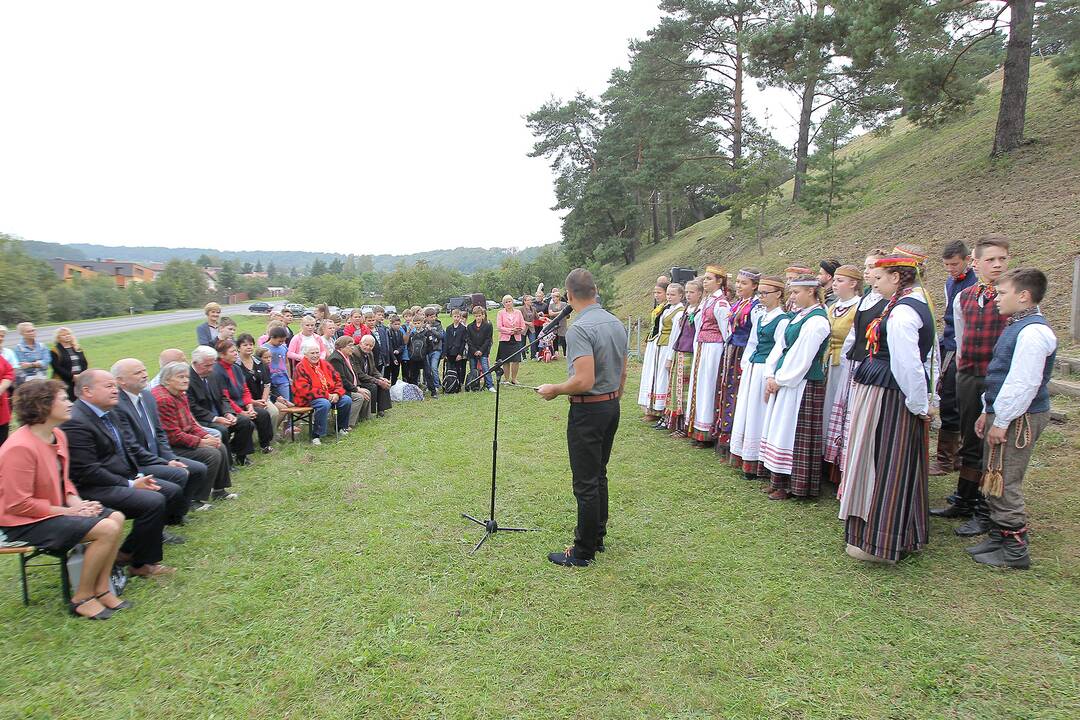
[569,391,621,404]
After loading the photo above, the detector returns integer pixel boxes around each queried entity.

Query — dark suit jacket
[372,323,392,367]
[61,400,168,489]
[186,366,228,425]
[328,350,359,394]
[115,389,177,460]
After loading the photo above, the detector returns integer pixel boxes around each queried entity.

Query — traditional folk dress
[729,306,790,476]
[759,304,831,497]
[821,295,860,465]
[638,303,685,413]
[839,288,937,562]
[827,290,887,474]
[713,297,763,453]
[685,290,731,442]
[664,303,698,433]
[637,302,669,414]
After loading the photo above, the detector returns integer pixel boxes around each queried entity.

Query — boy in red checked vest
[931,234,1010,538]
[967,268,1056,569]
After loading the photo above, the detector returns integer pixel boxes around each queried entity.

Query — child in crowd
[424,308,444,394]
[387,314,404,385]
[714,268,763,458]
[537,331,555,362]
[218,317,238,343]
[443,309,468,390]
[665,279,702,436]
[262,325,292,402]
[320,318,338,350]
[288,314,327,362]
[406,315,432,393]
[968,268,1056,569]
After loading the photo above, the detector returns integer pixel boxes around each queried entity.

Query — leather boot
[928,430,961,476]
[965,526,1003,555]
[973,527,1030,570]
[955,494,992,537]
[930,477,977,519]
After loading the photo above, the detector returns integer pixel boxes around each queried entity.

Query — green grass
[2,315,1079,718]
[609,60,1080,350]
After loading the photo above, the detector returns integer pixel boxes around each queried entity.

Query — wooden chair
[279,406,314,442]
[1,545,72,606]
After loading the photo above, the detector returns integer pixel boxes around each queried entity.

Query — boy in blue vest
[969,268,1057,570]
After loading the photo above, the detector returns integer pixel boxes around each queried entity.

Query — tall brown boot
[928,430,961,476]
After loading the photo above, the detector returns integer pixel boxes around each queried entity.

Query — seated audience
[292,341,352,445]
[213,339,274,455]
[61,370,182,577]
[149,348,186,389]
[237,335,284,431]
[112,358,212,515]
[187,345,256,466]
[327,336,372,427]
[0,379,129,619]
[50,327,88,401]
[352,334,392,417]
[195,302,222,347]
[152,362,234,503]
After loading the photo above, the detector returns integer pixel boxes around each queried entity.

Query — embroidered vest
[695,293,729,344]
[728,297,758,348]
[749,310,789,364]
[826,300,858,366]
[673,308,697,353]
[983,313,1056,416]
[854,297,934,391]
[956,285,1008,376]
[656,305,682,346]
[775,306,829,383]
[846,294,888,363]
[647,302,667,341]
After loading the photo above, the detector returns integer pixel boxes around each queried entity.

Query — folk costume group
[638,234,1057,569]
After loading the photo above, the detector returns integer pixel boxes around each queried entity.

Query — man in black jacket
[61,370,182,576]
[327,337,372,427]
[187,345,255,466]
[113,358,212,515]
[353,335,393,416]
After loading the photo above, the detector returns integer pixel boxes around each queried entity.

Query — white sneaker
[192,502,214,512]
[338,430,349,437]
[488,387,497,393]
[311,437,322,446]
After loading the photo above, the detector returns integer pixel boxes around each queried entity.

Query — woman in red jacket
[213,339,274,456]
[0,354,13,445]
[292,342,353,445]
[0,379,127,619]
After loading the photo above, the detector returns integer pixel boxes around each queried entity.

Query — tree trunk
[792,73,817,203]
[665,194,675,239]
[730,21,745,224]
[757,202,766,255]
[651,190,661,244]
[688,191,706,221]
[992,0,1035,156]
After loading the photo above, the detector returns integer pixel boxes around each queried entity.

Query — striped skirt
[768,379,826,498]
[842,385,930,562]
[713,343,746,451]
[664,351,693,432]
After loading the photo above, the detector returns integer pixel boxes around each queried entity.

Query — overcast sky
[0,1,796,256]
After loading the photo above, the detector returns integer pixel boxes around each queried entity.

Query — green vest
[749,311,790,364]
[775,306,829,382]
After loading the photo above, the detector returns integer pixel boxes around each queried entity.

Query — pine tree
[254,260,263,273]
[799,105,860,227]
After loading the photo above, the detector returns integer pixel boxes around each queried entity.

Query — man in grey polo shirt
[538,268,628,567]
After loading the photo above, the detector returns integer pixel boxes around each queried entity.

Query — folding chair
[2,545,72,607]
[279,406,314,442]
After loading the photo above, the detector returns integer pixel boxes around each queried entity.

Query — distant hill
[610,60,1080,345]
[18,240,554,275]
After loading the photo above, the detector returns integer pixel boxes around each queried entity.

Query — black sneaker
[548,545,591,567]
[162,530,186,545]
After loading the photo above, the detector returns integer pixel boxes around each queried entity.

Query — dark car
[248,301,272,313]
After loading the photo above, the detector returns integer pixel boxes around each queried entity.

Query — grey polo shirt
[566,302,628,395]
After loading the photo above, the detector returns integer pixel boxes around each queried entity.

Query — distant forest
[20,240,553,275]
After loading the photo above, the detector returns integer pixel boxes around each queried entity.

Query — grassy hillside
[611,60,1080,344]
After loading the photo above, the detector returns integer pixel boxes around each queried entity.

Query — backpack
[408,330,428,358]
[442,361,461,394]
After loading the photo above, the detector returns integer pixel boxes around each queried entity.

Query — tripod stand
[461,328,544,553]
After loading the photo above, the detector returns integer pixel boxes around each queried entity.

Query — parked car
[327,306,340,317]
[383,305,397,315]
[486,300,499,310]
[284,302,305,315]
[248,301,272,313]
[360,305,375,315]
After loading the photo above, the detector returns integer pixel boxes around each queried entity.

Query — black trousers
[251,406,274,449]
[208,416,255,460]
[567,398,621,559]
[174,444,231,492]
[77,484,172,566]
[938,351,960,433]
[139,462,200,523]
[956,371,987,474]
[385,363,400,386]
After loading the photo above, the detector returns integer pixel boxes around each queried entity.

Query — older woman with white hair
[292,341,352,445]
[151,361,234,504]
[495,295,526,384]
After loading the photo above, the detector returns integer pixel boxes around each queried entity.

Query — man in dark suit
[353,335,392,417]
[187,345,255,466]
[61,369,182,576]
[327,336,372,427]
[113,358,212,516]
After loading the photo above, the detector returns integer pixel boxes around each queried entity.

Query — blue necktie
[101,413,122,451]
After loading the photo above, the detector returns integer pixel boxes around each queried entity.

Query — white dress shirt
[887,294,936,417]
[981,310,1057,428]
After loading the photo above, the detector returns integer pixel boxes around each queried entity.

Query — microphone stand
[461,319,562,553]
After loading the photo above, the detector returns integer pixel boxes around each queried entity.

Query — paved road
[2,303,253,349]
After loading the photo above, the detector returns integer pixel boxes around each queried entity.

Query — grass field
[1,317,1078,719]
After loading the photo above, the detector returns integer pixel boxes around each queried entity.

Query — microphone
[539,304,572,338]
